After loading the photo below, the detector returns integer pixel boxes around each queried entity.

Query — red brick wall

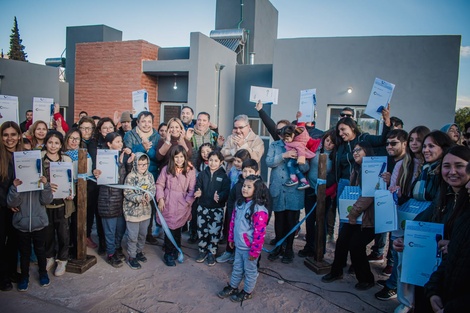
[75,40,160,127]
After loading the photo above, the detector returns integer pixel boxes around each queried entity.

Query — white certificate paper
[33,97,54,125]
[361,156,387,197]
[96,149,119,185]
[249,86,279,105]
[374,190,397,233]
[364,78,395,120]
[401,221,444,287]
[13,150,43,192]
[0,95,19,125]
[132,89,148,116]
[298,89,316,123]
[338,186,362,224]
[49,162,74,199]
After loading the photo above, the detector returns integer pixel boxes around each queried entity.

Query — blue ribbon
[85,176,185,263]
[262,202,317,253]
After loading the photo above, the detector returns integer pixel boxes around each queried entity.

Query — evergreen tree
[8,16,28,62]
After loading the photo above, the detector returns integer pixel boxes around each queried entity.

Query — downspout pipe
[237,0,244,29]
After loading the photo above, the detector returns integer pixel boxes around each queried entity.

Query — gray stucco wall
[272,35,461,132]
[235,64,273,179]
[0,58,62,123]
[188,32,237,139]
[65,25,122,123]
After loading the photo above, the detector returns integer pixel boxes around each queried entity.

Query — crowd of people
[1,102,469,311]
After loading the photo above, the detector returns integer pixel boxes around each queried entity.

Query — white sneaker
[394,304,412,313]
[216,252,234,263]
[46,258,55,271]
[54,260,67,277]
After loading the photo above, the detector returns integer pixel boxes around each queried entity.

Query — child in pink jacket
[156,145,196,267]
[278,124,320,190]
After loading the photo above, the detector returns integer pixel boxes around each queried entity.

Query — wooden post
[304,154,331,274]
[66,148,97,273]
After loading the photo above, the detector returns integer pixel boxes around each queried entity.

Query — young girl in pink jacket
[156,145,196,266]
[217,175,269,303]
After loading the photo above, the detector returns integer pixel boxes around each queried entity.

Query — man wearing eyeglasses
[371,129,408,301]
[221,114,265,167]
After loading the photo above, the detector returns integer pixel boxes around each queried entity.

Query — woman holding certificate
[322,141,377,291]
[41,130,74,277]
[334,109,391,206]
[0,121,23,291]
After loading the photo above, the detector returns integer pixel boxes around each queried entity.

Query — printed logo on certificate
[13,150,43,192]
[96,149,119,185]
[50,162,74,199]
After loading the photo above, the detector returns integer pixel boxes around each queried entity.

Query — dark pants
[189,200,198,235]
[303,189,317,252]
[17,228,47,280]
[303,189,331,254]
[45,206,70,261]
[147,201,157,237]
[331,223,375,283]
[223,204,234,253]
[274,210,300,253]
[0,207,18,282]
[164,228,182,255]
[87,182,105,247]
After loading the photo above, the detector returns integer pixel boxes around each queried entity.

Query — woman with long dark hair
[0,121,22,291]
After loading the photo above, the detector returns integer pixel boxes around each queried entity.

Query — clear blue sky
[1,0,469,109]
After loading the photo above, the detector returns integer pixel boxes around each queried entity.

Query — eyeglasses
[340,113,353,118]
[352,147,363,154]
[69,136,80,142]
[137,163,149,167]
[79,127,93,132]
[386,141,401,147]
[101,126,114,131]
[233,125,248,130]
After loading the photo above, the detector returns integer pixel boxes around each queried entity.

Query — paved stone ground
[0,216,398,313]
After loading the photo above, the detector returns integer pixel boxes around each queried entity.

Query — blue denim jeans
[385,239,398,289]
[230,249,259,293]
[102,215,126,256]
[286,158,306,181]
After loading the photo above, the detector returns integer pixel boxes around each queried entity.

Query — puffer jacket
[156,165,196,229]
[8,183,53,232]
[228,200,268,259]
[123,153,156,222]
[98,151,132,218]
[195,166,230,209]
[123,128,160,179]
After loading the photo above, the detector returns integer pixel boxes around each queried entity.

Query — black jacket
[98,152,132,218]
[335,126,390,182]
[424,209,470,312]
[195,166,230,209]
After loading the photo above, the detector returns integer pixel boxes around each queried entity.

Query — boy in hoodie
[194,150,230,266]
[7,176,53,291]
[123,153,156,270]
